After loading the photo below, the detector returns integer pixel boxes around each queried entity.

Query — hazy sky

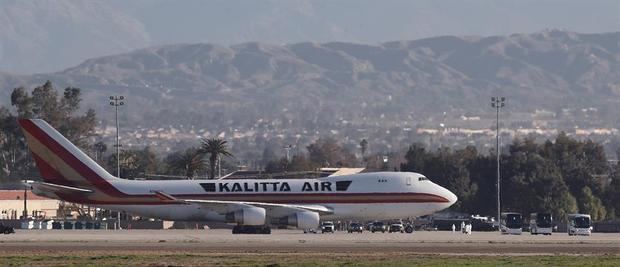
[1,0,618,73]
[113,0,620,45]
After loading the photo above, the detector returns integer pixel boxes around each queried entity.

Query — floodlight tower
[491,96,505,232]
[109,95,124,229]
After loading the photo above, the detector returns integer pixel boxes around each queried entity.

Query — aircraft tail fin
[18,119,118,187]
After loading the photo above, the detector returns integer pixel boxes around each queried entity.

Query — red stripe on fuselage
[31,152,75,186]
[61,192,449,205]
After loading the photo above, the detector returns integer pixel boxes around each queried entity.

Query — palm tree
[200,138,233,179]
[93,141,107,162]
[360,139,368,157]
[168,148,206,179]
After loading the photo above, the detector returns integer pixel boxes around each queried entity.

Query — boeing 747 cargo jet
[19,119,457,233]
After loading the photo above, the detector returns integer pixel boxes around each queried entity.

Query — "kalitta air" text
[205,181,333,192]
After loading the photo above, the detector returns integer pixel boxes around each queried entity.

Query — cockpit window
[418,176,429,181]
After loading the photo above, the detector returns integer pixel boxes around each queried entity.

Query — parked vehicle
[568,214,592,236]
[389,221,404,233]
[320,221,335,233]
[348,222,363,233]
[501,212,523,235]
[530,213,553,235]
[404,223,415,233]
[371,221,386,233]
[0,223,15,234]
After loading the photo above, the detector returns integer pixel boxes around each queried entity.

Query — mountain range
[1,0,618,74]
[1,30,619,130]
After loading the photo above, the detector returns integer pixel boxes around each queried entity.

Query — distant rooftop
[221,167,365,180]
[0,190,53,201]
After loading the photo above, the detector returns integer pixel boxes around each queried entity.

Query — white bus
[501,212,522,235]
[567,214,591,236]
[529,213,553,235]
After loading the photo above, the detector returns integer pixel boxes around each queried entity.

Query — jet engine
[225,207,266,225]
[279,211,320,229]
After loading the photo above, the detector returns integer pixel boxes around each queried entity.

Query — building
[0,190,60,219]
[221,167,366,179]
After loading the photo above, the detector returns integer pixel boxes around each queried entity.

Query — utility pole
[491,96,505,232]
[109,95,124,229]
[23,184,27,220]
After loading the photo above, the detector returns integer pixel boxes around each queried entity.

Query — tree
[200,138,233,179]
[3,81,97,183]
[93,141,107,162]
[400,143,429,173]
[579,186,607,221]
[107,151,139,179]
[10,87,33,118]
[106,147,162,179]
[265,157,288,173]
[306,137,356,167]
[288,154,314,172]
[167,148,206,179]
[264,155,315,173]
[10,81,96,148]
[604,162,620,219]
[542,133,606,198]
[401,145,477,211]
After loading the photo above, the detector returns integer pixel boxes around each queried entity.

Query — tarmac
[1,229,619,255]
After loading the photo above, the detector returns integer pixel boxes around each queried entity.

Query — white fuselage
[19,119,457,228]
[95,172,457,222]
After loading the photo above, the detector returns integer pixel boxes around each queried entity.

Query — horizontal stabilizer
[25,180,93,193]
[25,180,93,200]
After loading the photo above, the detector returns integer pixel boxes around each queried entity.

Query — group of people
[452,221,472,235]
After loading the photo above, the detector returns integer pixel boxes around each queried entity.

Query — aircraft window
[418,176,429,181]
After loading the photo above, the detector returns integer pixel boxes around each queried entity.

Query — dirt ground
[1,229,618,255]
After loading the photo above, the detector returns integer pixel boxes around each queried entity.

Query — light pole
[491,96,505,232]
[284,144,292,162]
[109,95,124,229]
[284,144,292,171]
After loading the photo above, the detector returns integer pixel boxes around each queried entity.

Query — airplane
[18,119,457,234]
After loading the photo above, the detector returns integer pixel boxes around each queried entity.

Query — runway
[1,229,619,255]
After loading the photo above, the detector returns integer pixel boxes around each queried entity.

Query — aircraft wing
[151,190,331,216]
[182,199,333,217]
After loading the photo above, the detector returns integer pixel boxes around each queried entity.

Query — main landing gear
[232,225,272,234]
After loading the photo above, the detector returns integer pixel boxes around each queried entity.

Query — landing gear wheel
[232,225,271,234]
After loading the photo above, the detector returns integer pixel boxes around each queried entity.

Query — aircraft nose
[445,189,458,205]
[439,186,457,206]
